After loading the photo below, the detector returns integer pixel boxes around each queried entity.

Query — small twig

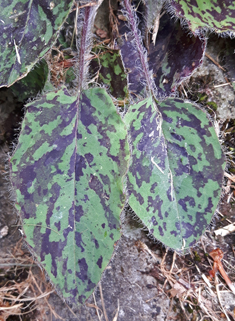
[1,290,55,302]
[224,171,235,183]
[2,304,39,316]
[93,38,111,46]
[214,82,231,88]
[92,293,102,321]
[227,192,234,203]
[225,76,233,87]
[112,299,119,321]
[169,252,176,275]
[181,84,188,98]
[215,277,230,321]
[99,282,109,321]
[216,210,233,224]
[0,303,23,311]
[135,240,161,262]
[195,264,216,300]
[12,284,30,305]
[199,315,215,321]
[29,271,64,320]
[214,223,235,237]
[205,52,226,71]
[77,2,98,9]
[152,11,165,45]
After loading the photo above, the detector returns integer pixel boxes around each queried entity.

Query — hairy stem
[123,0,155,95]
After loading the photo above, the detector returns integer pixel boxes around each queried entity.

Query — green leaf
[10,87,129,304]
[124,97,225,250]
[0,0,73,87]
[90,48,128,101]
[171,0,235,34]
[10,59,48,102]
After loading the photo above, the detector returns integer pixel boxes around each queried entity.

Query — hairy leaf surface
[117,17,147,96]
[171,0,235,34]
[118,2,205,97]
[148,13,205,96]
[10,87,129,304]
[0,0,73,87]
[124,97,225,250]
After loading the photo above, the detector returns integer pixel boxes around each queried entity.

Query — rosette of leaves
[2,0,226,308]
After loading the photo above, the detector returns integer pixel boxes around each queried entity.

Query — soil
[1,1,235,321]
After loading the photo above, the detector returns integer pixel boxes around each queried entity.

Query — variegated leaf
[0,0,73,87]
[124,97,225,250]
[171,0,235,34]
[10,87,129,304]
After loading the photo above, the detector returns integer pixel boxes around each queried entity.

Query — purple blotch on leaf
[96,256,103,268]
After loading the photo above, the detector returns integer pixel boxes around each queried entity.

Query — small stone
[0,225,8,238]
